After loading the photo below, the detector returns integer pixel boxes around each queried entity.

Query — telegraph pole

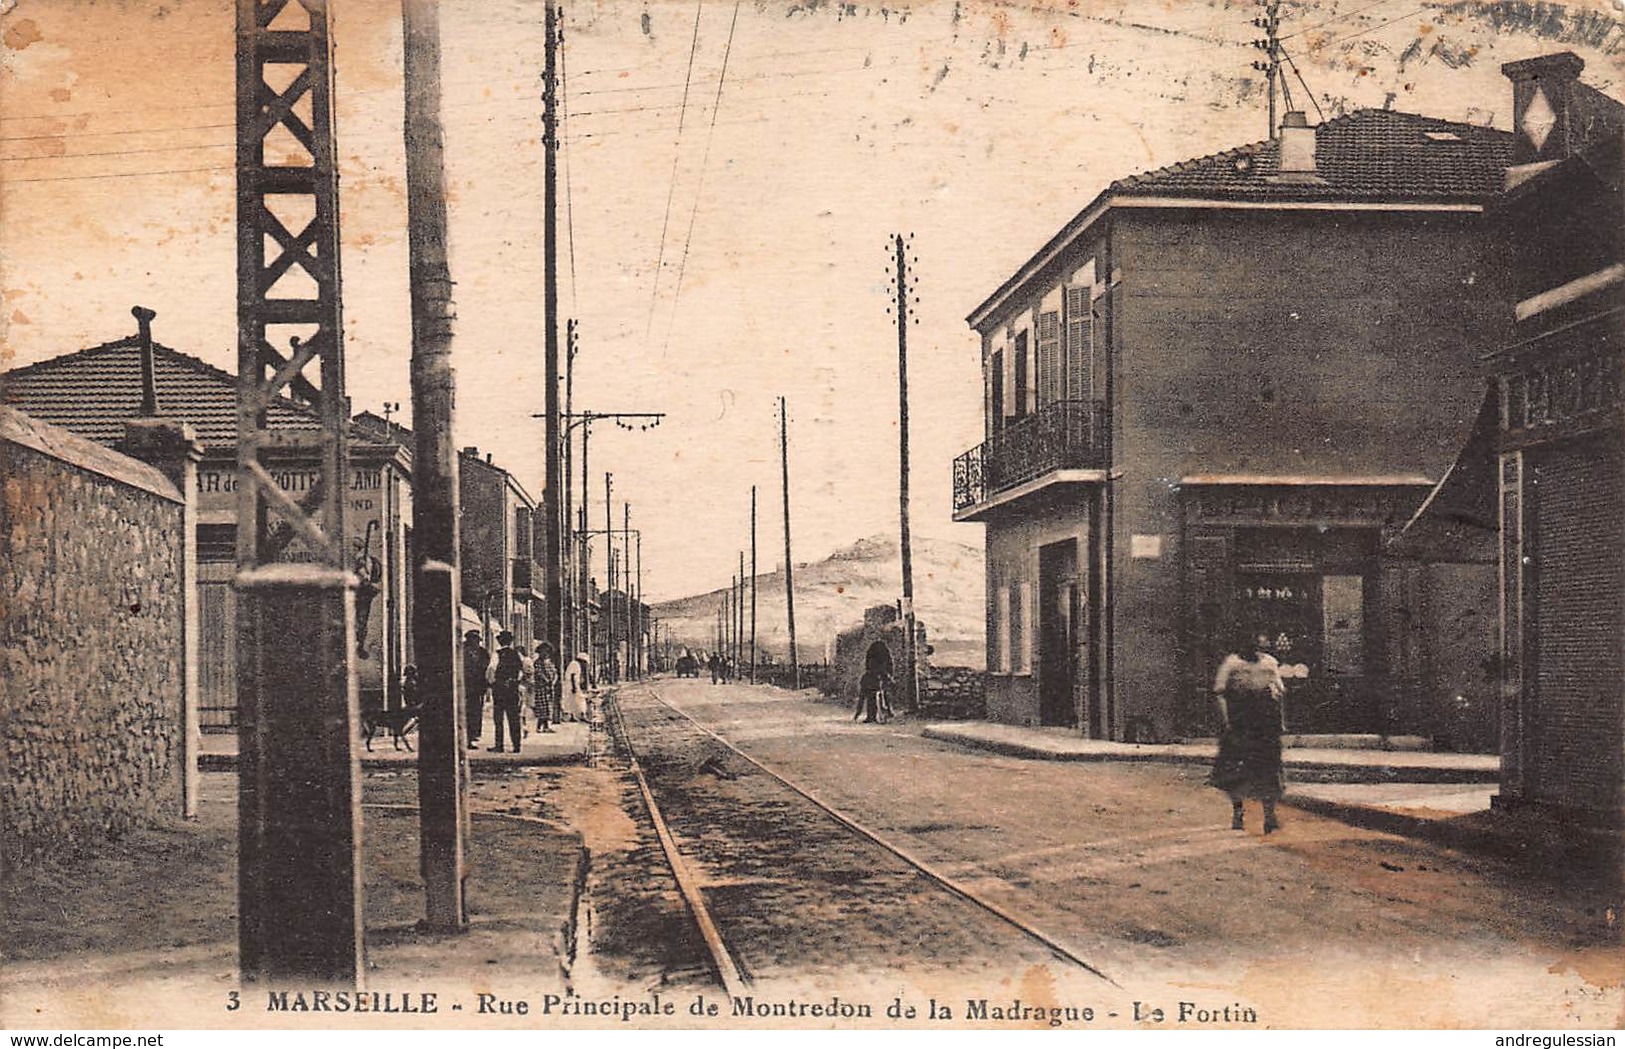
[750,486,758,683]
[623,503,632,679]
[780,397,800,689]
[1252,0,1282,138]
[403,0,468,933]
[635,531,643,679]
[604,471,614,682]
[737,551,745,673]
[562,320,577,659]
[542,0,565,675]
[234,0,363,985]
[893,233,920,713]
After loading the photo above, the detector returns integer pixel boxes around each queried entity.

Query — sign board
[1129,534,1162,559]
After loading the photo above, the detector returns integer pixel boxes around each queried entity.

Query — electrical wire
[560,3,580,316]
[662,0,742,356]
[646,0,706,342]
[1280,44,1328,124]
[1280,0,1408,42]
[1307,4,1433,51]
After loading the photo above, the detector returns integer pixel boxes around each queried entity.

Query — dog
[361,703,422,752]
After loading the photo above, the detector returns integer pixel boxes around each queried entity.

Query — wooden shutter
[1065,285,1093,403]
[1036,310,1061,408]
[1013,330,1031,417]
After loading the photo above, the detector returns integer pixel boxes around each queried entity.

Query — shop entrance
[1039,539,1081,728]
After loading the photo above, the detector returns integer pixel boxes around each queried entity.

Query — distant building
[459,445,545,656]
[4,329,414,724]
[954,107,1513,741]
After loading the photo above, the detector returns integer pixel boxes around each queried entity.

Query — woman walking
[1210,632,1288,833]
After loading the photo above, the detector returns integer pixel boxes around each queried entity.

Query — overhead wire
[1307,4,1434,51]
[1280,45,1328,123]
[1280,0,1409,41]
[560,2,580,315]
[646,0,706,342]
[662,0,742,356]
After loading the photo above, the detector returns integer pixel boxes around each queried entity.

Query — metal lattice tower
[234,0,364,987]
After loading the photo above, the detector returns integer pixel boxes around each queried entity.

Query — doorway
[1039,540,1080,728]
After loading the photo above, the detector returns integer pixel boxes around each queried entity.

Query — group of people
[461,630,592,753]
[706,653,739,684]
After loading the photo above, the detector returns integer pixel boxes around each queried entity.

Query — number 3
[226,991,240,1011]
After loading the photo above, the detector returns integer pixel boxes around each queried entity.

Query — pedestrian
[562,653,590,722]
[462,630,490,750]
[487,630,529,753]
[534,642,560,734]
[855,640,894,724]
[1209,631,1288,834]
[708,653,720,685]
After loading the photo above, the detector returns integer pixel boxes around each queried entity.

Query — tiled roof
[0,337,320,452]
[1110,109,1514,203]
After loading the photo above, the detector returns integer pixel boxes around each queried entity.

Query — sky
[3,0,1622,600]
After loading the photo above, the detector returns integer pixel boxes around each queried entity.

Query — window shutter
[1013,330,1031,417]
[1065,285,1093,403]
[1036,310,1061,408]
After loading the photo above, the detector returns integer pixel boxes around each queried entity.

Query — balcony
[510,556,542,597]
[952,399,1106,517]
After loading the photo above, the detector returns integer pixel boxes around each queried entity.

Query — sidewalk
[199,718,589,771]
[920,719,1505,849]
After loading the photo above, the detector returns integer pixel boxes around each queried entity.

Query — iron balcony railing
[953,399,1106,512]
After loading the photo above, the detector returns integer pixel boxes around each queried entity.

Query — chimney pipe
[132,306,159,417]
[1278,111,1315,174]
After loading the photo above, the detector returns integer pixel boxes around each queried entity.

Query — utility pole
[542,0,565,676]
[562,320,577,660]
[234,0,363,985]
[635,530,643,679]
[750,486,758,684]
[403,0,468,933]
[737,551,745,674]
[892,233,920,713]
[623,503,632,680]
[1252,0,1282,139]
[779,397,800,689]
[604,471,614,683]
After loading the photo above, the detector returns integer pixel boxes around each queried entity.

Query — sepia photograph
[3,0,1625,1033]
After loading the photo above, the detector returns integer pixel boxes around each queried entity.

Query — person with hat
[487,630,530,753]
[462,630,490,750]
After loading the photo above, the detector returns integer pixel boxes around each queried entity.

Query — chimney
[132,305,160,417]
[1502,51,1586,165]
[462,445,479,458]
[1278,111,1316,174]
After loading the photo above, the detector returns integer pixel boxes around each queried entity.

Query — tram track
[603,683,1117,992]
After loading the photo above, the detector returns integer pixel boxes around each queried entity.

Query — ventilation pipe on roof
[1279,111,1316,174]
[131,305,161,417]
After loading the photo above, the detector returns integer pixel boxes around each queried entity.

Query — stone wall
[1,409,186,868]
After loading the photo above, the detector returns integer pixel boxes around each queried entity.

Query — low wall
[1,408,187,868]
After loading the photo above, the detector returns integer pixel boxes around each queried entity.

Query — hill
[650,534,985,669]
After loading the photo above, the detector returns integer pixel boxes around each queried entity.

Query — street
[599,678,1625,1028]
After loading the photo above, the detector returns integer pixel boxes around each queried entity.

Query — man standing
[462,630,490,750]
[488,630,528,754]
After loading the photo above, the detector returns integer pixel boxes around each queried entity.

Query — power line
[0,121,234,144]
[1307,4,1433,51]
[560,4,580,315]
[662,0,742,356]
[646,0,706,343]
[1282,0,1408,41]
[1,163,231,187]
[1280,44,1328,123]
[0,140,231,163]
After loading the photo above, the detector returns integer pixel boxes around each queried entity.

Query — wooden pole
[895,233,920,712]
[542,0,565,676]
[750,485,757,683]
[780,397,799,689]
[403,0,467,933]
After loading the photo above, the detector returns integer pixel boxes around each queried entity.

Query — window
[989,348,1005,437]
[1013,330,1031,418]
[994,585,1011,673]
[1064,285,1094,402]
[1036,310,1062,408]
[1015,581,1033,674]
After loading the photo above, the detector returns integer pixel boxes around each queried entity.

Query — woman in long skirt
[1210,632,1288,833]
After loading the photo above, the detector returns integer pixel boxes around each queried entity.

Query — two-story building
[4,329,415,725]
[955,107,1514,741]
[1486,54,1625,822]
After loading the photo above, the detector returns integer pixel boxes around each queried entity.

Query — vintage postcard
[4,0,1625,1034]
